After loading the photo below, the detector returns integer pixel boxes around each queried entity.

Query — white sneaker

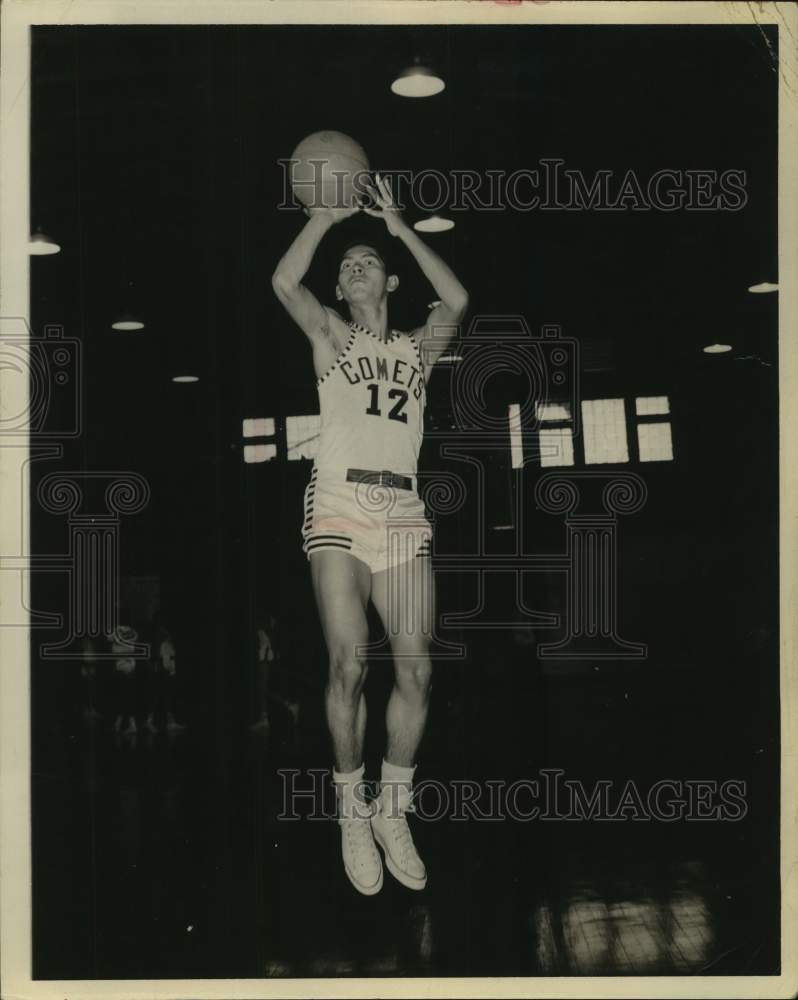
[339,815,383,896]
[371,792,427,891]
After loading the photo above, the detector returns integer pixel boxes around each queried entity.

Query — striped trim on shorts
[301,466,432,572]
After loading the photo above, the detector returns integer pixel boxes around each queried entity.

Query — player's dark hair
[332,225,396,277]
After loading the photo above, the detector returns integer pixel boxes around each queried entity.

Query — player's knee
[395,655,432,698]
[328,645,368,699]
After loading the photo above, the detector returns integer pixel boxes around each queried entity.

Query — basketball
[289,130,370,209]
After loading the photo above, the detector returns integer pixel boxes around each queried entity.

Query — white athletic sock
[379,759,416,817]
[332,763,371,821]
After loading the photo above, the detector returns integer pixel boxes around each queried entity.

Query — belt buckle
[380,469,392,487]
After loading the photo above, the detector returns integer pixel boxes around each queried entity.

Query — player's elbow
[271,270,297,302]
[449,290,469,321]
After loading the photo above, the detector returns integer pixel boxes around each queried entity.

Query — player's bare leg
[309,548,383,894]
[373,550,434,767]
[310,550,371,771]
[383,644,432,766]
[369,548,434,890]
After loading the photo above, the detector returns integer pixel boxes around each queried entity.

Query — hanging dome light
[391,60,445,98]
[414,214,455,233]
[29,228,61,255]
[111,279,145,330]
[172,374,199,383]
[747,282,778,294]
[111,313,145,331]
[703,343,732,354]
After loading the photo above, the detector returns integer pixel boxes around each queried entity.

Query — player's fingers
[361,207,382,217]
[376,173,393,202]
[363,182,384,209]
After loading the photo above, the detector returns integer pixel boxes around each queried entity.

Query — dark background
[29,24,779,979]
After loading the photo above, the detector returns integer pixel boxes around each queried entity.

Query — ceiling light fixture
[29,228,61,255]
[414,214,455,233]
[111,313,145,331]
[391,60,445,98]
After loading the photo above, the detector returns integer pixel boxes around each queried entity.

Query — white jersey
[315,321,426,476]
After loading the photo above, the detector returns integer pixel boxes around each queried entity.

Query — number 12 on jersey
[365,384,408,424]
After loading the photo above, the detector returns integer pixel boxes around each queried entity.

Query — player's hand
[303,201,360,224]
[361,174,409,237]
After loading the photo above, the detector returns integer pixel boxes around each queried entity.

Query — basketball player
[272,175,468,894]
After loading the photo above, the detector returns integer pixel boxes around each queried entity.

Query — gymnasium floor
[32,647,779,980]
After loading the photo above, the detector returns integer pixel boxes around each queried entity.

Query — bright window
[635,396,670,417]
[582,399,629,464]
[286,414,321,461]
[638,422,674,462]
[244,443,277,464]
[242,417,275,438]
[540,427,575,467]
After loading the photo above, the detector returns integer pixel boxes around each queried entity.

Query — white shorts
[302,467,432,574]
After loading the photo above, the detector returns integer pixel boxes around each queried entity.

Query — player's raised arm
[361,174,469,375]
[271,206,358,342]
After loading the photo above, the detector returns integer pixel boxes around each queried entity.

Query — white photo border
[1,2,795,998]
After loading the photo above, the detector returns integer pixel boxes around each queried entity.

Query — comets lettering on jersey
[340,354,424,399]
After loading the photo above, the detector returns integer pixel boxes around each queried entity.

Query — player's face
[337,245,388,304]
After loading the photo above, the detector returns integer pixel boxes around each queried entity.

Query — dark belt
[346,468,413,491]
